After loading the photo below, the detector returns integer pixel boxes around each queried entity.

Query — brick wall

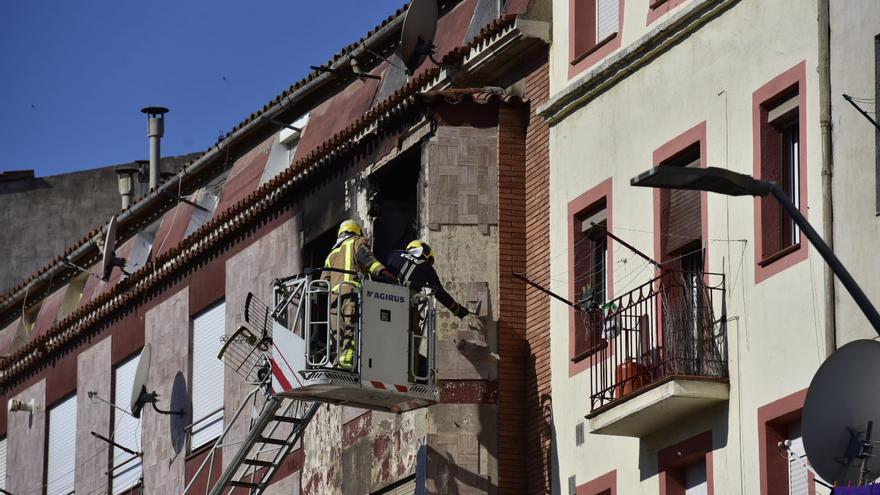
[523,57,552,495]
[497,100,529,493]
[496,53,552,494]
[75,336,112,494]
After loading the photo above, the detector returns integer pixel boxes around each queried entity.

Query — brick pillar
[523,56,552,495]
[497,101,529,493]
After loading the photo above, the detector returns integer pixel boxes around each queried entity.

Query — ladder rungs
[228,480,262,489]
[273,415,301,424]
[258,436,288,446]
[242,458,274,468]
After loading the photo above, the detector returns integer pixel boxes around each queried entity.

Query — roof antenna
[62,214,129,282]
[399,0,441,75]
[130,344,185,418]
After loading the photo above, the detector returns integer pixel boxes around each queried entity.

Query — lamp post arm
[767,183,880,334]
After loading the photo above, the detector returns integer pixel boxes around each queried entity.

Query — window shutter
[665,188,702,255]
[0,437,6,491]
[47,395,77,495]
[113,356,142,493]
[788,437,809,495]
[596,0,619,41]
[191,301,226,449]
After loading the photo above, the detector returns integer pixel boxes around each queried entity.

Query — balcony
[583,271,729,437]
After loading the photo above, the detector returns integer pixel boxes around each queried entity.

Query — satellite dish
[130,343,184,418]
[399,0,439,73]
[803,339,880,485]
[100,214,127,281]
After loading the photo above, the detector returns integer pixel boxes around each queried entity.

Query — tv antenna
[803,339,880,486]
[130,344,185,418]
[399,0,440,74]
[62,214,129,282]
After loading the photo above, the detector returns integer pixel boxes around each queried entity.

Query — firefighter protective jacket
[385,250,469,318]
[321,234,386,292]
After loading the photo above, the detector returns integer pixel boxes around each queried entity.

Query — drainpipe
[141,107,169,191]
[818,0,836,356]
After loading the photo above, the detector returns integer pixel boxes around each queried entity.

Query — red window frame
[652,122,709,271]
[757,389,816,495]
[658,430,714,495]
[646,0,688,26]
[569,178,613,376]
[577,470,617,494]
[752,61,809,284]
[569,0,625,79]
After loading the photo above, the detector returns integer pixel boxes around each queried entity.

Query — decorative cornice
[538,0,740,125]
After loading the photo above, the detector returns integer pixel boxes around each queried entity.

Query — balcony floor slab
[587,377,729,437]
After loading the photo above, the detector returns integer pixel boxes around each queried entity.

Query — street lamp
[631,166,880,335]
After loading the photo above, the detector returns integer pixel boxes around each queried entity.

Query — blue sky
[0,0,405,176]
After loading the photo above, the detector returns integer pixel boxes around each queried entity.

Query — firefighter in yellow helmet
[321,219,395,368]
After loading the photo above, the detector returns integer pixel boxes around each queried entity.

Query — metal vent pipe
[115,165,139,210]
[141,106,169,191]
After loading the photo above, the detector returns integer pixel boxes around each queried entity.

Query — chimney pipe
[141,106,169,191]
[115,165,139,210]
[134,160,149,198]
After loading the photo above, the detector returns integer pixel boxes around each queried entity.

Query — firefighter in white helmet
[322,219,396,368]
[385,240,484,328]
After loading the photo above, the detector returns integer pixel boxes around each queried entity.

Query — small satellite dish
[399,0,439,73]
[803,339,880,485]
[130,343,184,418]
[100,215,126,281]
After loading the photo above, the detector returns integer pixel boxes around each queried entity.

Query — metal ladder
[184,386,320,495]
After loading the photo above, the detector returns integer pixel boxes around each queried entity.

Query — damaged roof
[0,1,529,383]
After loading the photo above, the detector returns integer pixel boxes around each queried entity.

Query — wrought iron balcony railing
[584,270,728,413]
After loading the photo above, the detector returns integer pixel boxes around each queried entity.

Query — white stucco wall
[545,0,834,492]
[829,1,880,346]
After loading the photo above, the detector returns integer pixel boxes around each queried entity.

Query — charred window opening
[369,148,421,264]
[302,227,338,272]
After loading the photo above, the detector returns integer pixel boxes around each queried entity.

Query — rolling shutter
[0,437,6,491]
[596,0,619,41]
[788,436,809,495]
[191,301,226,449]
[47,395,77,495]
[113,356,142,493]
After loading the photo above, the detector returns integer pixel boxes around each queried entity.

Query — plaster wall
[546,0,827,492]
[75,336,112,494]
[549,0,704,95]
[828,1,880,345]
[142,288,188,495]
[223,215,302,471]
[6,379,46,495]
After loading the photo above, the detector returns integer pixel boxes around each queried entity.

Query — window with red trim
[572,0,621,61]
[658,430,714,495]
[658,142,704,270]
[758,391,817,495]
[752,62,808,283]
[572,199,609,361]
[758,89,802,262]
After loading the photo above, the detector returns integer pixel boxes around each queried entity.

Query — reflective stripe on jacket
[322,235,385,292]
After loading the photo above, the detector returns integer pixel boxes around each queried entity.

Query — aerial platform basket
[270,272,440,413]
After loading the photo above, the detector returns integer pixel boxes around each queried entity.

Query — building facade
[0,1,554,493]
[540,0,880,493]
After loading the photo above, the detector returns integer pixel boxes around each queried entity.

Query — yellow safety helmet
[406,240,434,264]
[338,219,362,238]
